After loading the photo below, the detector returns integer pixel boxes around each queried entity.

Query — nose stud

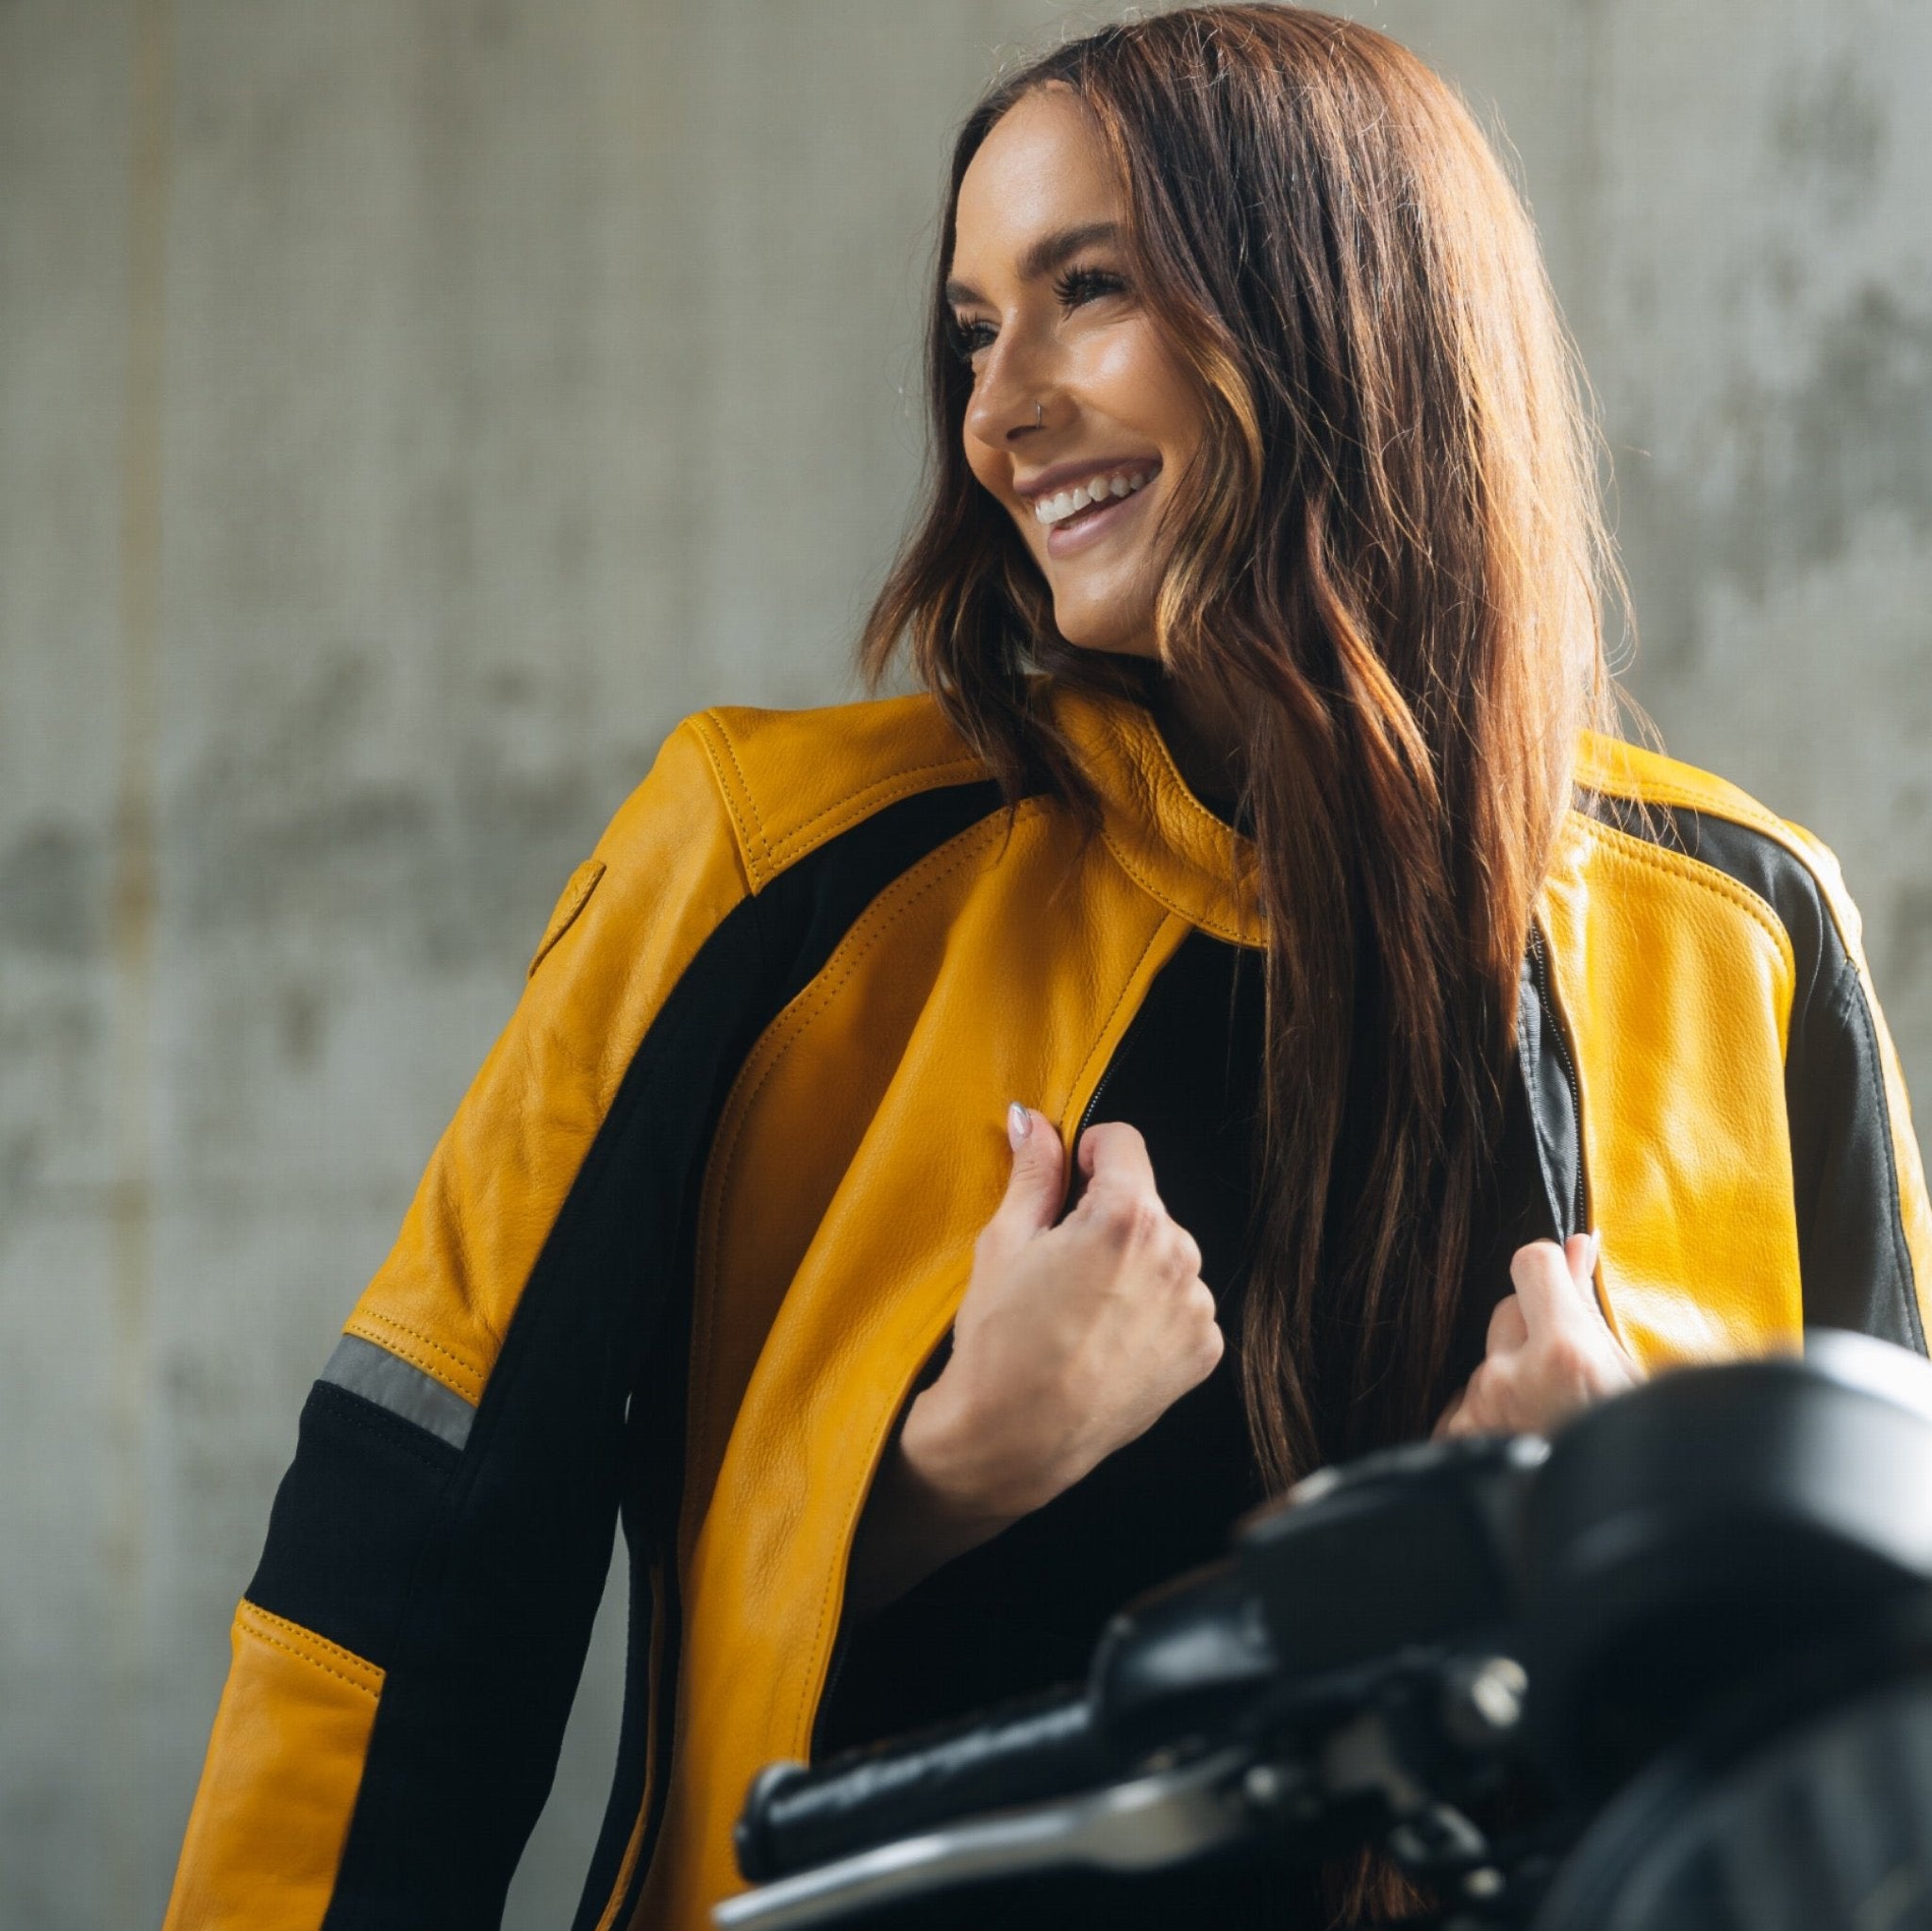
[1034,401,1044,429]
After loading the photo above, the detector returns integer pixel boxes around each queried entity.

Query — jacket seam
[1096,825,1257,946]
[685,807,1027,1544]
[763,760,991,867]
[342,1312,486,1402]
[1575,776,1870,976]
[1574,817,1797,987]
[1064,913,1184,1124]
[691,712,773,884]
[791,1273,970,1764]
[236,1601,384,1699]
[788,906,1181,1759]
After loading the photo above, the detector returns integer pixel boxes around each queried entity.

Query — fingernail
[1584,1227,1604,1276]
[1007,1101,1031,1150]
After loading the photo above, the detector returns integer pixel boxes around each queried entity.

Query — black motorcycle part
[1525,1331,1932,1795]
[733,1689,1104,1885]
[1532,1600,1932,1931]
[1238,1434,1544,1683]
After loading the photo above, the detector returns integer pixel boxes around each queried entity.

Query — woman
[165,10,1932,1929]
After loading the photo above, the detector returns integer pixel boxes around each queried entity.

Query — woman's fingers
[1073,1118,1160,1202]
[1432,1383,1468,1440]
[1508,1236,1598,1334]
[1563,1227,1604,1290]
[1487,1292,1528,1355]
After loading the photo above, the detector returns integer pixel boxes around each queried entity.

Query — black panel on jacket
[1584,794,1925,1355]
[578,775,1013,1931]
[222,777,1013,1931]
[246,1383,460,1666]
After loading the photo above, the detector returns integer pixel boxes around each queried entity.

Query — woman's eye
[1054,264,1127,308]
[949,316,996,363]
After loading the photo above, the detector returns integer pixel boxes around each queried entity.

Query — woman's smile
[1020,457,1161,554]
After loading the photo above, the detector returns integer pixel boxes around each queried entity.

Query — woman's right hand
[907,1104,1223,1520]
[844,1104,1222,1618]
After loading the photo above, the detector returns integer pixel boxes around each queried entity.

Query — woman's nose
[964,327,1058,449]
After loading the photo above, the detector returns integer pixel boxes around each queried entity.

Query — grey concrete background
[2,2,1927,1924]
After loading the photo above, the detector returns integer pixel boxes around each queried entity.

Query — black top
[814,924,1554,1757]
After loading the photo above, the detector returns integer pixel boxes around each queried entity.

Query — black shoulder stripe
[575,774,1008,1930]
[230,773,1014,1930]
[1580,792,1924,1357]
[1580,794,1835,1004]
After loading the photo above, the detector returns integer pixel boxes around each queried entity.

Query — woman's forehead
[952,90,1123,287]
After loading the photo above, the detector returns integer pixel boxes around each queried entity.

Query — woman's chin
[1047,608,1161,662]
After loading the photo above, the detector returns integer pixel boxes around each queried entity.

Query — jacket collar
[1052,679,1585,1240]
[1052,683,1266,948]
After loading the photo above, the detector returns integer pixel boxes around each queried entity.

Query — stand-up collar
[1052,683,1266,948]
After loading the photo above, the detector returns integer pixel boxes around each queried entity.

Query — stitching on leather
[790,909,1175,1752]
[1065,913,1182,1122]
[684,809,1025,1530]
[237,1602,384,1699]
[697,710,774,879]
[1097,701,1238,853]
[761,759,989,865]
[689,715,767,886]
[1096,824,1257,947]
[1580,819,1797,985]
[1577,755,1789,842]
[343,1314,485,1398]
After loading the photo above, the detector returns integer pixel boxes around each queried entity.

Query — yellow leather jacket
[164,683,1932,1930]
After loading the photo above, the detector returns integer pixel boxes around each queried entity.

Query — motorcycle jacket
[163,680,1932,1931]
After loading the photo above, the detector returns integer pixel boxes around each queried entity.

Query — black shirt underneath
[815,929,1554,1759]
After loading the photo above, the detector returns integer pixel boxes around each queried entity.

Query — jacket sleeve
[163,718,759,1930]
[1783,826,1932,1355]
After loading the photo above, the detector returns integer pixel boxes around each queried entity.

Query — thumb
[989,1103,1066,1242]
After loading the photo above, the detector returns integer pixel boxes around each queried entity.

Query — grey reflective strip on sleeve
[320,1333,476,1450]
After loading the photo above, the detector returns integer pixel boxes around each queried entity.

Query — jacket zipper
[1527,922,1588,1237]
[808,1008,1151,1759]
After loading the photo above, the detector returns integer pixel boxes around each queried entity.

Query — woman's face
[949,85,1206,660]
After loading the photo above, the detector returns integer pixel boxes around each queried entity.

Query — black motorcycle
[720,1331,1932,1930]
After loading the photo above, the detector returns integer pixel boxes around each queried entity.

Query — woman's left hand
[1433,1231,1642,1440]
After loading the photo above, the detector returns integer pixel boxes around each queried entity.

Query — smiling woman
[163,9,1932,1931]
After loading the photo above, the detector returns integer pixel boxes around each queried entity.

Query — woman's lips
[1043,476,1153,558]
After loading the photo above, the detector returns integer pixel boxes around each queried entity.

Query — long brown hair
[861,6,1619,1492]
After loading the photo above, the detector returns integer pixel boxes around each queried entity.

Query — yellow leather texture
[161,1604,384,1931]
[1575,729,1932,1344]
[639,711,1197,1924]
[341,721,754,1403]
[1539,808,1801,1366]
[689,695,983,889]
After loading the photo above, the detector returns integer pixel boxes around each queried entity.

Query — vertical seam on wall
[108,2,174,1922]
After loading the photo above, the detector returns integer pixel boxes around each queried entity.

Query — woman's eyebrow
[944,220,1123,307]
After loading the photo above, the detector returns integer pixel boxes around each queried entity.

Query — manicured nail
[1007,1101,1031,1149]
[1583,1227,1604,1276]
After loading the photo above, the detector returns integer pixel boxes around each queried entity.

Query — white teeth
[1032,468,1154,524]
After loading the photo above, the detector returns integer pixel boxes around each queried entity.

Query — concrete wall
[1,3,1926,1923]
